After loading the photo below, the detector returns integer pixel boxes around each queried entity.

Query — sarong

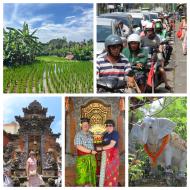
[28,174,44,187]
[99,148,120,187]
[75,154,96,186]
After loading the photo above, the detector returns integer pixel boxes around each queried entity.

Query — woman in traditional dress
[74,118,97,186]
[96,119,120,187]
[179,15,187,55]
[26,151,44,187]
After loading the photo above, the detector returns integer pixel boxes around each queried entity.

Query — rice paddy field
[3,56,93,93]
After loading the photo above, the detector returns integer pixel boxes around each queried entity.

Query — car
[149,12,159,21]
[97,17,118,55]
[141,11,159,22]
[127,12,150,29]
[127,12,144,28]
[99,12,132,28]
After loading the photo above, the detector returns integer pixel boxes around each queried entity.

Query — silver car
[97,17,118,55]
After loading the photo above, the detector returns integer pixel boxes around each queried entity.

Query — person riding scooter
[123,33,148,92]
[154,21,173,64]
[97,34,135,93]
[141,22,172,91]
[154,21,167,40]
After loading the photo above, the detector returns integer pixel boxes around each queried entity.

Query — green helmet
[155,22,163,30]
[105,34,123,49]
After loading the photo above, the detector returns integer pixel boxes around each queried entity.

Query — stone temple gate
[3,100,61,178]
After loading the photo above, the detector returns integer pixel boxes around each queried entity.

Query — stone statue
[13,150,27,169]
[43,151,57,170]
[130,117,187,185]
[3,143,15,171]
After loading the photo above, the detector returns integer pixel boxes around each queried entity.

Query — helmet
[145,22,154,31]
[142,20,148,28]
[155,22,163,30]
[127,33,141,48]
[127,33,141,43]
[105,34,123,49]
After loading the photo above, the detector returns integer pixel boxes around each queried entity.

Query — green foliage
[129,109,144,123]
[155,97,187,140]
[3,22,41,66]
[129,153,145,185]
[4,56,93,93]
[4,23,92,67]
[40,38,93,61]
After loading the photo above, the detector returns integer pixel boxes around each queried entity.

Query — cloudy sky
[4,3,93,43]
[3,96,62,136]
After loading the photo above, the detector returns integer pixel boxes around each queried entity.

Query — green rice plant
[4,56,93,93]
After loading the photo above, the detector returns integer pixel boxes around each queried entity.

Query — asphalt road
[173,22,187,93]
[157,21,187,93]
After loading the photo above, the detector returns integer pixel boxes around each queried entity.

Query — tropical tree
[4,22,41,66]
[40,38,93,60]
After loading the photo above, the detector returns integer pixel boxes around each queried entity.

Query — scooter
[160,39,173,65]
[142,46,164,93]
[97,77,126,93]
[97,77,140,93]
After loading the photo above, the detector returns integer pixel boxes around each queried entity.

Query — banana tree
[3,22,41,66]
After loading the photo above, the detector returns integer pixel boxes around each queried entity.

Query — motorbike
[97,77,139,93]
[142,46,164,93]
[160,39,173,65]
[97,77,126,93]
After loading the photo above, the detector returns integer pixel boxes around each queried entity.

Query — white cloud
[20,15,52,26]
[72,5,86,13]
[65,16,76,20]
[64,20,77,27]
[35,8,93,42]
[4,5,93,43]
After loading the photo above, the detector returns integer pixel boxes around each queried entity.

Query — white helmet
[127,33,141,48]
[127,33,141,43]
[145,22,154,31]
[142,20,148,28]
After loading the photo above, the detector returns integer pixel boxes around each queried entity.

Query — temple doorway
[65,97,125,186]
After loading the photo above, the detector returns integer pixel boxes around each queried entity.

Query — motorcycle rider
[97,34,135,92]
[140,21,148,37]
[116,20,131,38]
[141,22,172,91]
[163,13,170,31]
[122,33,148,92]
[154,21,167,40]
[154,21,173,63]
